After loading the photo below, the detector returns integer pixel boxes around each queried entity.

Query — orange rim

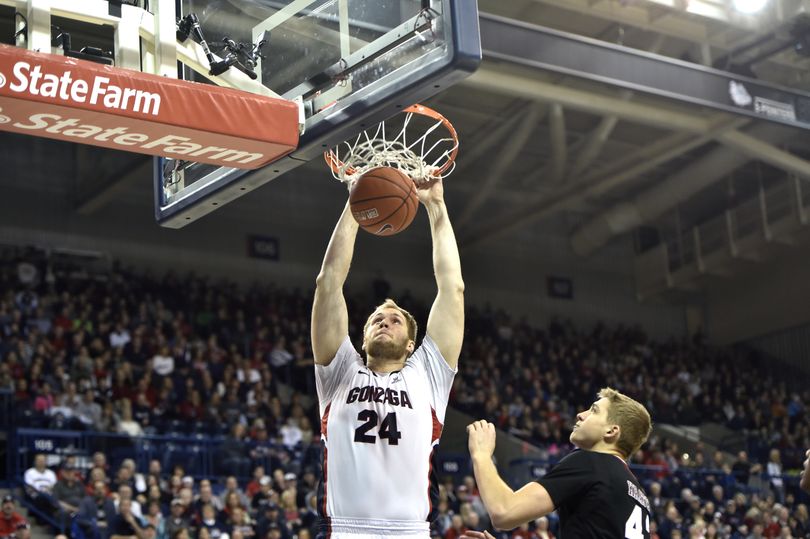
[324,104,459,179]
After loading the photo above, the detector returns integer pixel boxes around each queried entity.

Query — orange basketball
[349,167,419,236]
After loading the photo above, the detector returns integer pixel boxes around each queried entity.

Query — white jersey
[23,467,56,493]
[315,335,456,536]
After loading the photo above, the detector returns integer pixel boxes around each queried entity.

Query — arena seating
[2,248,808,538]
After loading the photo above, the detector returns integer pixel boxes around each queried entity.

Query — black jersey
[537,450,651,539]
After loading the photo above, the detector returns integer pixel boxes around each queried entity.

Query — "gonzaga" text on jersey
[346,385,413,408]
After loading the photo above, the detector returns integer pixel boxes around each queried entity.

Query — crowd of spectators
[10,449,810,539]
[19,450,321,539]
[451,312,809,471]
[0,248,808,538]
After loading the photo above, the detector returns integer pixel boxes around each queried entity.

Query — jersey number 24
[354,411,402,445]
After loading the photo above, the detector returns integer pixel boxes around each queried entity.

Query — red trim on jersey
[321,402,331,440]
[427,446,436,516]
[431,407,443,443]
[428,407,443,517]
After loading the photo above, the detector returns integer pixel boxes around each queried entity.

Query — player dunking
[311,178,464,538]
[464,388,653,539]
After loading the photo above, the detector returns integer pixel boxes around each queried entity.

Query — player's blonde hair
[598,387,652,459]
[364,299,418,342]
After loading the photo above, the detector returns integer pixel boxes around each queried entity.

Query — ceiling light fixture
[732,0,769,14]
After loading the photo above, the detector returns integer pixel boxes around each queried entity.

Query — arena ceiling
[2,0,810,300]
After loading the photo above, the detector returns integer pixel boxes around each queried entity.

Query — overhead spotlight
[733,0,769,14]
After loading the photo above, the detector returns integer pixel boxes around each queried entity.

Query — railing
[9,427,312,538]
[764,180,795,225]
[636,174,810,298]
[732,196,763,240]
[10,428,293,483]
[697,213,727,259]
[10,427,478,486]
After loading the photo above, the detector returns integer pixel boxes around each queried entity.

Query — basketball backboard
[154,0,481,228]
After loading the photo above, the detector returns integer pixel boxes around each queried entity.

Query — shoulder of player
[555,449,626,474]
[403,339,431,365]
[407,334,451,366]
[582,451,636,473]
[557,449,596,466]
[586,453,646,492]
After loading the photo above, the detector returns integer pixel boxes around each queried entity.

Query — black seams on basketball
[349,167,418,236]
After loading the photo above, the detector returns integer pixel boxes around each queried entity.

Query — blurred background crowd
[1,248,808,539]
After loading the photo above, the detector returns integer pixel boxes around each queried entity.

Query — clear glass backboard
[155,0,481,227]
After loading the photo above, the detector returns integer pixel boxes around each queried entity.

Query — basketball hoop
[325,104,458,187]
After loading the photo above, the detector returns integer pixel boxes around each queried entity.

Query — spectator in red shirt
[644,449,670,480]
[245,466,265,499]
[33,382,54,413]
[0,496,30,539]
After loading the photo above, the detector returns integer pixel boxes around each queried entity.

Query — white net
[326,106,458,187]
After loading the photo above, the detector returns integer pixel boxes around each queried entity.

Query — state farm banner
[0,45,299,169]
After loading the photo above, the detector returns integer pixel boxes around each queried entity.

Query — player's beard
[366,335,410,361]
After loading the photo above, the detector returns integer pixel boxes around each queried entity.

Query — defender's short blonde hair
[598,387,652,458]
[363,299,418,342]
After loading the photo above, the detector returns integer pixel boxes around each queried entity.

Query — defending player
[465,388,653,539]
[311,177,464,538]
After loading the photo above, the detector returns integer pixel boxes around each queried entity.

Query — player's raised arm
[311,201,359,365]
[467,421,555,530]
[419,178,464,369]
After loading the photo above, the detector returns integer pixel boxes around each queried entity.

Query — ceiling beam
[584,119,751,198]
[568,114,619,180]
[456,103,545,229]
[477,14,810,132]
[480,1,809,77]
[513,0,772,43]
[570,123,797,255]
[642,0,733,24]
[457,115,750,250]
[717,130,810,179]
[464,67,713,133]
[548,104,568,184]
[452,101,535,179]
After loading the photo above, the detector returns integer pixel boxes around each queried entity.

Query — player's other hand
[801,448,810,493]
[460,531,496,539]
[467,420,497,460]
[416,176,444,205]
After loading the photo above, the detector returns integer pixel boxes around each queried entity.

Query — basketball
[349,167,419,236]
